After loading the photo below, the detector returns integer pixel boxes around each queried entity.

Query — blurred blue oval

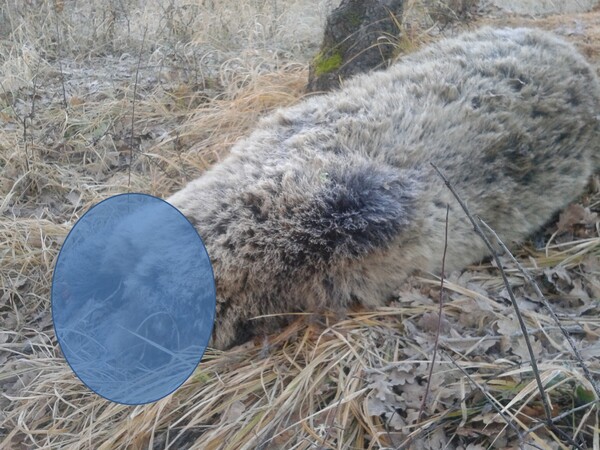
[52,193,216,405]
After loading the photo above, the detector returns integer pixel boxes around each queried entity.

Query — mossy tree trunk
[307,0,404,93]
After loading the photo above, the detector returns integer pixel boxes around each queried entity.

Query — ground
[1,1,600,449]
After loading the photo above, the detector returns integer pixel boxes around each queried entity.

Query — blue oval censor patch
[52,193,216,405]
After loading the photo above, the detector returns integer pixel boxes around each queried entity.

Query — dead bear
[168,27,600,350]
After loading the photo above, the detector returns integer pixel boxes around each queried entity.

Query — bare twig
[478,218,600,400]
[431,163,585,450]
[22,114,30,174]
[0,82,29,173]
[23,60,42,172]
[526,400,600,435]
[54,18,68,109]
[30,73,39,119]
[418,204,449,422]
[129,27,148,190]
[443,352,526,448]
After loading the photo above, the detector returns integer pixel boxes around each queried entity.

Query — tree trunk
[306,0,404,93]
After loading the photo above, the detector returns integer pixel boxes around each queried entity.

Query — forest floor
[1,1,600,448]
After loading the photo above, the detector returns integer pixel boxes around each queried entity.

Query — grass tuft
[1,1,600,449]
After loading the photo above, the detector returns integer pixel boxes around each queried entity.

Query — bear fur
[167,27,600,350]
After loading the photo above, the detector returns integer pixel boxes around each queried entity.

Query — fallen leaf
[221,400,246,423]
[556,204,597,232]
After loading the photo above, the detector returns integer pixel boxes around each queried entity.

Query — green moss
[346,11,362,27]
[192,370,211,383]
[313,49,343,76]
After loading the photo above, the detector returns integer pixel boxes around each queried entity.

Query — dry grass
[1,1,600,449]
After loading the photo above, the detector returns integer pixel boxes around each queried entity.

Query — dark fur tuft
[302,162,419,258]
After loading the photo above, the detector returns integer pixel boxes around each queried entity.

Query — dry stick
[54,18,68,109]
[526,400,599,435]
[377,348,437,447]
[442,351,527,448]
[399,206,451,448]
[23,61,42,173]
[418,204,450,423]
[22,112,30,174]
[431,164,550,414]
[0,82,27,174]
[128,27,148,190]
[30,70,39,119]
[431,163,584,450]
[478,218,600,400]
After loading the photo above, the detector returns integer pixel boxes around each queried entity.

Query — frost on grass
[1,1,600,449]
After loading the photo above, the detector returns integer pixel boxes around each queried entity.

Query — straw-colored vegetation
[1,1,600,448]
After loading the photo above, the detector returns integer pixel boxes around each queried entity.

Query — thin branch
[418,204,449,422]
[23,58,43,172]
[431,163,585,450]
[128,27,148,190]
[54,17,68,109]
[0,82,29,173]
[526,400,599,435]
[478,218,600,400]
[30,72,39,119]
[443,352,526,447]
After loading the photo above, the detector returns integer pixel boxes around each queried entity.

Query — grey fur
[168,27,600,350]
